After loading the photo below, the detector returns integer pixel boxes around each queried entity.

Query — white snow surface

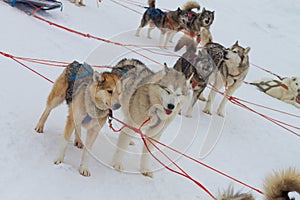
[0,0,299,200]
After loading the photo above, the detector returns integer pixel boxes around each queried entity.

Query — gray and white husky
[111,58,190,178]
[203,41,251,117]
[173,36,215,117]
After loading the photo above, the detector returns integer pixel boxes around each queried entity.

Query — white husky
[111,59,190,178]
[252,76,300,108]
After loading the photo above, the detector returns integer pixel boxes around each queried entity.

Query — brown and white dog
[35,61,121,176]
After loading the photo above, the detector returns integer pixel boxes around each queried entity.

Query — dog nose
[112,103,121,110]
[167,104,175,110]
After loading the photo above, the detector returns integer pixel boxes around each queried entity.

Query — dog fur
[69,0,85,7]
[252,77,300,108]
[135,0,188,48]
[111,58,190,178]
[219,168,300,200]
[203,41,251,117]
[34,61,121,176]
[173,35,215,117]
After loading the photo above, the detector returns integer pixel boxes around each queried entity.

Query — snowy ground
[0,0,299,199]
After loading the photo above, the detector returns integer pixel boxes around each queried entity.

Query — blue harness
[82,114,92,125]
[71,63,93,81]
[145,7,166,20]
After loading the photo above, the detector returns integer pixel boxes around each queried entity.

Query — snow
[0,0,299,199]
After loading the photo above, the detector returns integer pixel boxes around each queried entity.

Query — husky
[135,0,188,48]
[69,0,85,6]
[219,168,300,200]
[34,61,121,176]
[203,41,251,117]
[111,58,190,178]
[173,36,215,117]
[176,2,214,47]
[252,77,300,108]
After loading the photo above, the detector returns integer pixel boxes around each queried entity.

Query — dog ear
[234,40,239,46]
[187,73,194,88]
[164,63,170,72]
[202,7,206,12]
[93,71,104,83]
[177,7,181,13]
[244,47,251,55]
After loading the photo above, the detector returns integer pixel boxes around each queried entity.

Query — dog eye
[233,50,238,53]
[107,90,113,94]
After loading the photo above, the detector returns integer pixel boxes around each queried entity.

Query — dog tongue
[165,109,172,115]
[192,81,198,89]
[296,94,300,104]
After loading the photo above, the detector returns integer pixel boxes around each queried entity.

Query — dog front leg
[185,91,200,118]
[74,124,83,149]
[147,23,155,39]
[140,130,163,178]
[217,81,242,117]
[163,31,172,49]
[203,75,222,115]
[159,31,166,48]
[112,128,133,172]
[79,126,101,177]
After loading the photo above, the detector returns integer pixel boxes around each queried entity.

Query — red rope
[207,84,300,137]
[108,115,263,197]
[0,51,54,83]
[109,116,217,199]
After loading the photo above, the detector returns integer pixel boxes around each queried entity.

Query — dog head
[156,64,190,117]
[89,72,121,111]
[173,7,189,25]
[198,8,215,28]
[288,77,300,93]
[224,41,251,67]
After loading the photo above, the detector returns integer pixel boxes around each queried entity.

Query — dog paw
[217,111,225,118]
[112,162,124,172]
[34,125,44,133]
[54,159,63,165]
[202,109,212,115]
[198,96,207,102]
[79,166,91,177]
[74,139,84,149]
[141,169,154,178]
[129,140,135,146]
[78,2,85,6]
[185,114,192,118]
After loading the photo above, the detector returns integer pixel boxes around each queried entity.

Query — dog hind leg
[203,74,222,115]
[54,108,75,165]
[35,72,67,133]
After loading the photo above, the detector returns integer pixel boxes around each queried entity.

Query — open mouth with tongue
[164,109,173,115]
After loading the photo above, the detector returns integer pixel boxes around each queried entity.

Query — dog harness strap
[82,114,92,125]
[11,0,17,7]
[71,63,93,81]
[149,113,161,129]
[166,13,174,29]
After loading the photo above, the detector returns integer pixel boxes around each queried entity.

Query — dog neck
[84,89,109,119]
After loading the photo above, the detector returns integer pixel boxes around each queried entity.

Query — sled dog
[111,58,190,178]
[183,2,214,45]
[219,168,300,200]
[173,36,215,117]
[203,41,251,117]
[135,0,188,48]
[69,0,85,6]
[34,61,121,176]
[252,77,300,108]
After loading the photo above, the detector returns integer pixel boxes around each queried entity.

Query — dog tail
[174,35,196,53]
[264,168,300,200]
[182,1,200,11]
[148,0,155,7]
